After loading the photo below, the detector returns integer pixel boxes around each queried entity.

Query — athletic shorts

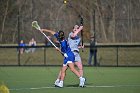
[73,51,81,62]
[63,52,75,66]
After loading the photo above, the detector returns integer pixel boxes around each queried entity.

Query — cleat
[56,82,63,88]
[54,79,59,86]
[79,78,86,87]
[55,81,63,88]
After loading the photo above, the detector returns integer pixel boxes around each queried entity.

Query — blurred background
[0,0,140,66]
[0,0,140,44]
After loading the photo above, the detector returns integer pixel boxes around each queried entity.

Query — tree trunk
[89,10,94,36]
[0,0,9,43]
[96,0,108,42]
[108,0,116,43]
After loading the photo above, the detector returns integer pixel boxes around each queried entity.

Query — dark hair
[58,30,65,40]
[73,24,79,29]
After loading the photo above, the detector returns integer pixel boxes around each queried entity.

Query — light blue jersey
[68,32,82,62]
[68,32,81,52]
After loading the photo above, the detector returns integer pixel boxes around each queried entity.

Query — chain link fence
[0,45,140,66]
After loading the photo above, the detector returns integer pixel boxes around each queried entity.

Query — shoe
[79,78,86,87]
[58,82,63,88]
[55,82,63,88]
[54,79,59,86]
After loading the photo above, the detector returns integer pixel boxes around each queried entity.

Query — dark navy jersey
[54,32,71,54]
[54,32,75,65]
[19,43,26,47]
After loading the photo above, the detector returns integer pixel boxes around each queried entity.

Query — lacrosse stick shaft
[40,31,57,48]
[40,31,64,55]
[81,29,84,52]
[32,21,64,55]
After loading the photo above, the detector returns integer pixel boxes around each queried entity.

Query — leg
[20,48,24,54]
[54,70,61,86]
[93,50,97,66]
[74,52,83,76]
[68,63,81,77]
[68,63,85,87]
[60,66,68,81]
[88,51,93,65]
[74,62,83,77]
[88,52,92,65]
[57,70,62,79]
[54,66,68,85]
[56,66,67,88]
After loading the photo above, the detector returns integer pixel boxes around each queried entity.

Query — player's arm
[71,26,83,38]
[78,44,84,49]
[41,29,56,35]
[78,45,84,48]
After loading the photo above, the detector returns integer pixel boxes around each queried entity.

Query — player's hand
[40,29,46,32]
[40,29,43,32]
[64,53,68,58]
[81,45,84,48]
[80,17,83,26]
[78,45,84,49]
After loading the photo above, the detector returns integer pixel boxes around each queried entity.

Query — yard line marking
[10,86,55,91]
[87,85,140,88]
[9,84,140,91]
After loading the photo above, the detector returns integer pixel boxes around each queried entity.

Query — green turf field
[0,67,140,93]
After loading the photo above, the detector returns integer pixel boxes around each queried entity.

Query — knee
[77,64,83,70]
[69,67,75,72]
[79,67,83,72]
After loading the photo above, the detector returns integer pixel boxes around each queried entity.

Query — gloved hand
[64,53,68,58]
[80,17,83,26]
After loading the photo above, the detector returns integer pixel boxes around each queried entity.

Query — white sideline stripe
[10,85,140,91]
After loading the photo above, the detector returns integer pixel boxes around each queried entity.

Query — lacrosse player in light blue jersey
[54,24,86,87]
[41,29,85,88]
[68,24,84,76]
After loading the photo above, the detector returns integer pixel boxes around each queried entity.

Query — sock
[56,79,60,81]
[79,77,83,80]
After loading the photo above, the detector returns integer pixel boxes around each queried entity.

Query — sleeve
[54,32,60,41]
[54,32,58,38]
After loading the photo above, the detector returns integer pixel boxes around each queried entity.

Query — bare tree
[107,0,116,42]
[95,0,108,42]
[0,0,9,43]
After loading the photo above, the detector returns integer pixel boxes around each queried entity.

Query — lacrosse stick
[32,21,64,55]
[80,16,84,52]
[32,21,58,48]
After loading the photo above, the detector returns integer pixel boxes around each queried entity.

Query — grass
[0,67,140,93]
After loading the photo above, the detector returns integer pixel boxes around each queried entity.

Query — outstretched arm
[41,29,56,35]
[71,26,83,38]
[78,44,84,49]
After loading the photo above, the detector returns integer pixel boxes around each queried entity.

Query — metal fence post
[116,47,119,66]
[44,47,46,65]
[18,50,21,66]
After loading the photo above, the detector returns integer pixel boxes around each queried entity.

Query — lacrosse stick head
[32,21,41,30]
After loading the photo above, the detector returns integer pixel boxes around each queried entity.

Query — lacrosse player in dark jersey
[41,29,85,88]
